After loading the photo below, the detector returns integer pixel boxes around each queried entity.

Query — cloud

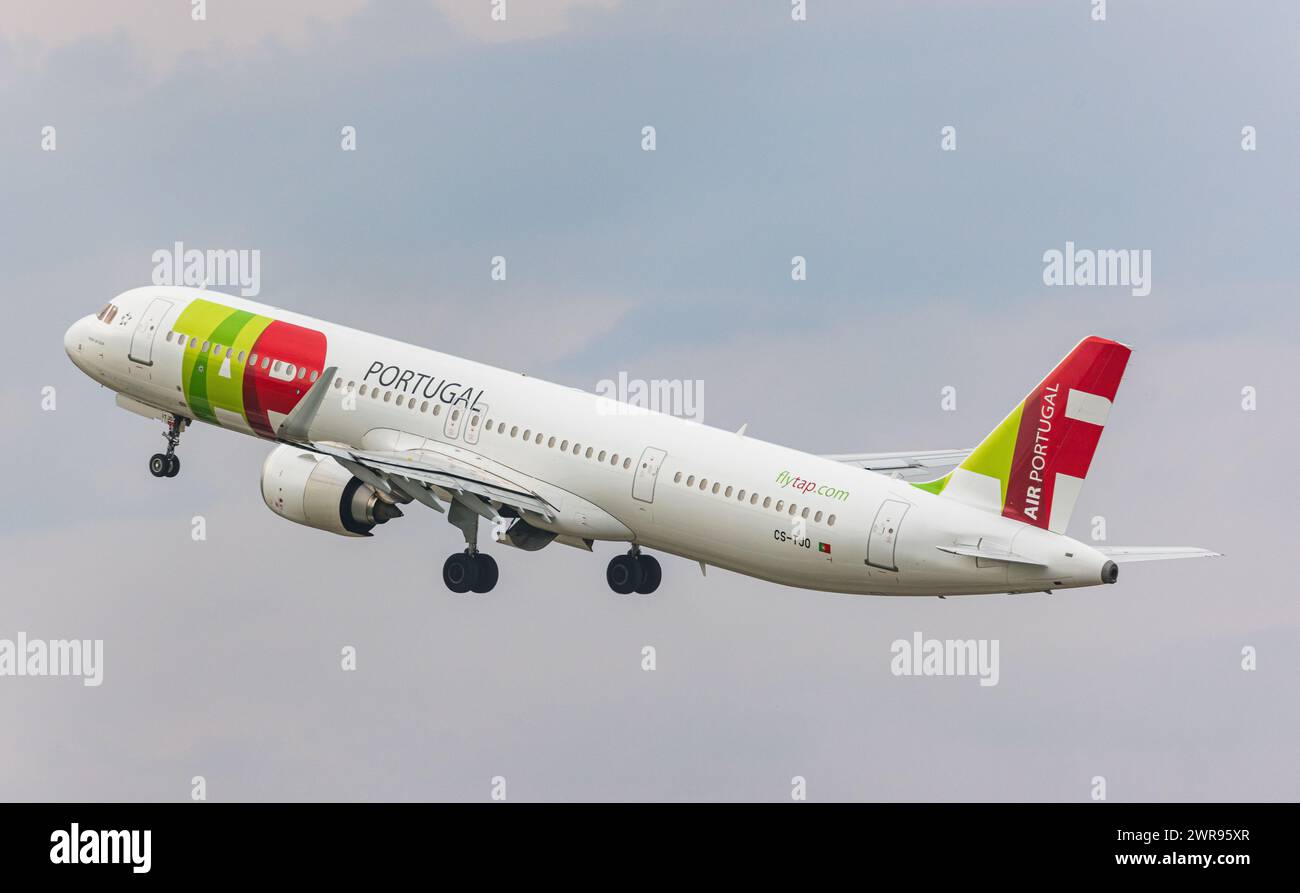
[0,0,368,77]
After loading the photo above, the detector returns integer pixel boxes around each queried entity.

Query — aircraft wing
[822,449,971,481]
[303,441,556,521]
[275,366,556,521]
[1095,547,1223,563]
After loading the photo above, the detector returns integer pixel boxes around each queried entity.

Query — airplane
[64,286,1219,597]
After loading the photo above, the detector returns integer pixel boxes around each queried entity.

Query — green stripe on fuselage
[176,298,273,425]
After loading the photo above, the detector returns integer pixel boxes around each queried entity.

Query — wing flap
[299,441,556,519]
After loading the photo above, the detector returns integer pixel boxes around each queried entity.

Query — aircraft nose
[64,317,88,363]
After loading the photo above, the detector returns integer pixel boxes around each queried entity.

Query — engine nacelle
[261,445,402,537]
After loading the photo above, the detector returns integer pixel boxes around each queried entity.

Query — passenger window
[763,497,771,508]
[611,454,619,465]
[597,451,606,462]
[511,426,518,437]
[261,356,269,369]
[675,472,683,483]
[585,447,593,458]
[828,515,836,527]
[738,489,745,500]
[699,479,708,490]
[686,475,695,487]
[383,391,392,402]
[802,507,810,519]
[775,500,784,512]
[535,434,543,445]
[421,401,430,412]
[724,486,733,498]
[202,341,211,353]
[623,457,631,469]
[395,395,405,407]
[711,482,720,494]
[309,370,318,382]
[560,440,568,451]
[359,385,368,396]
[750,493,758,505]
[548,437,556,448]
[432,404,441,415]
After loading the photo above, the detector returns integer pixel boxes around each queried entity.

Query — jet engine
[260,445,403,537]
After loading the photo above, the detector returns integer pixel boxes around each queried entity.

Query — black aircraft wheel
[471,554,499,593]
[606,554,643,595]
[149,454,169,477]
[443,552,478,594]
[165,454,181,477]
[634,554,662,594]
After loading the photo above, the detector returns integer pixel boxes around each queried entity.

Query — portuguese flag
[818,542,831,555]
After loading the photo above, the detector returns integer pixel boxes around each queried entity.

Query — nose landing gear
[149,415,187,478]
[607,548,661,595]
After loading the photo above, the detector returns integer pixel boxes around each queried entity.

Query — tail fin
[914,336,1131,534]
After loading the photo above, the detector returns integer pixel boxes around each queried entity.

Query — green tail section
[912,402,1024,503]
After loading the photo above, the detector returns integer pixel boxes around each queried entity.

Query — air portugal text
[363,361,487,411]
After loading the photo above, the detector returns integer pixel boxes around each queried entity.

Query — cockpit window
[95,304,111,321]
[103,305,118,324]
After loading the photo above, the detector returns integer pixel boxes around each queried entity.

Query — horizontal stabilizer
[1096,546,1222,563]
[936,543,1046,566]
[825,449,972,481]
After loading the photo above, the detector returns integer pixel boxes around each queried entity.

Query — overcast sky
[1,0,1297,801]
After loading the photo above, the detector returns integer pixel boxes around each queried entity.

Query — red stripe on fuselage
[242,320,328,438]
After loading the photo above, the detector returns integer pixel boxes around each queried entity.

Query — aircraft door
[128,298,173,366]
[632,447,667,503]
[867,498,910,572]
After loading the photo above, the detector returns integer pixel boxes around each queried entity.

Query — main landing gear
[149,415,187,478]
[443,551,499,594]
[607,547,661,595]
[442,497,499,593]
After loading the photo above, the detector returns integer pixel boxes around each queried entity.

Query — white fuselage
[65,286,1113,596]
